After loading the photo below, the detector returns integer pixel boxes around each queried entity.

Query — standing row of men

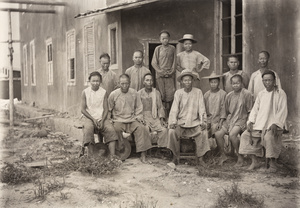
[80,31,288,171]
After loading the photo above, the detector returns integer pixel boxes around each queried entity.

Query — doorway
[148,43,177,88]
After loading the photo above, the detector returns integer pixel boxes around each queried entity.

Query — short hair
[143,72,153,81]
[259,51,270,59]
[99,53,110,60]
[133,50,144,57]
[159,30,170,37]
[230,74,243,83]
[209,77,220,82]
[119,73,130,82]
[262,70,276,79]
[227,55,239,61]
[88,71,102,82]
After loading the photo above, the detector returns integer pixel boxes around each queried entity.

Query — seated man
[80,71,118,157]
[168,70,210,167]
[108,74,152,163]
[214,74,253,166]
[239,71,287,172]
[137,73,168,150]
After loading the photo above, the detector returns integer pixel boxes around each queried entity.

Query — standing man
[168,70,210,167]
[98,53,118,96]
[223,55,249,93]
[151,30,176,116]
[125,50,151,91]
[138,73,169,150]
[108,74,153,163]
[239,71,287,172]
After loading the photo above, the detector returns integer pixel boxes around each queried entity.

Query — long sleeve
[156,90,165,118]
[273,90,287,129]
[248,94,260,124]
[168,91,180,126]
[134,92,143,120]
[198,90,207,123]
[108,92,115,113]
[248,73,255,95]
[151,47,163,75]
[197,54,210,72]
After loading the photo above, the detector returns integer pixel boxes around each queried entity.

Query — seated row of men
[81,66,287,171]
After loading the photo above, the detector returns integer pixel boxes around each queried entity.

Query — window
[108,23,118,69]
[83,22,95,84]
[23,44,28,86]
[30,40,36,86]
[66,29,76,85]
[220,0,243,72]
[46,38,53,85]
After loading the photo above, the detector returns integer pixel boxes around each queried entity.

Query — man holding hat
[202,71,227,137]
[167,69,210,166]
[177,34,210,89]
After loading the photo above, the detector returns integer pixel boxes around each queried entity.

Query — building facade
[19,0,300,130]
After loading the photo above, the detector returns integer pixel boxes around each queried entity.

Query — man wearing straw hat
[202,71,227,164]
[177,34,210,89]
[168,70,210,167]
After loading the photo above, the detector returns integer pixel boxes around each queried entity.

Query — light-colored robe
[248,69,282,100]
[108,88,143,123]
[138,88,168,147]
[204,89,227,134]
[223,70,249,93]
[125,65,151,91]
[98,68,118,96]
[239,88,288,158]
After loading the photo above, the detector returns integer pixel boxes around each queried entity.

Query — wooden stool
[178,137,197,163]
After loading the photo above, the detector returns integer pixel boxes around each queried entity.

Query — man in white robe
[239,71,287,172]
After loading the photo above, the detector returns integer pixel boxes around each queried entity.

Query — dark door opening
[148,43,177,88]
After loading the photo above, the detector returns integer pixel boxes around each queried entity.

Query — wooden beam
[0,8,55,13]
[0,0,66,6]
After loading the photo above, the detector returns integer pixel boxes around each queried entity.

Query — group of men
[80,31,288,172]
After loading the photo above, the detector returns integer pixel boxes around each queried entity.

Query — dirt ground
[0,114,299,208]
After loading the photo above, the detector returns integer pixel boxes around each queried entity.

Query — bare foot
[172,156,178,165]
[266,163,277,173]
[218,155,228,166]
[247,161,260,170]
[140,152,147,164]
[234,160,243,167]
[198,157,208,168]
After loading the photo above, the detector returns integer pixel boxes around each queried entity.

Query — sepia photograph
[0,0,299,207]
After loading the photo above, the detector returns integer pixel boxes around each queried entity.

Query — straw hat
[202,71,224,79]
[177,69,197,82]
[178,34,197,43]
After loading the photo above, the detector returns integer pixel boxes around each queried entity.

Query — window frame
[83,21,95,85]
[66,29,76,86]
[23,44,28,86]
[219,0,243,73]
[108,22,118,70]
[29,40,36,86]
[46,38,53,85]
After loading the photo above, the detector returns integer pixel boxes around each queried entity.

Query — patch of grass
[51,155,122,176]
[119,196,158,208]
[270,180,300,190]
[214,183,264,208]
[33,177,65,201]
[197,166,241,180]
[88,185,119,202]
[0,162,39,185]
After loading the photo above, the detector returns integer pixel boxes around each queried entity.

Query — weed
[270,180,300,190]
[0,162,39,185]
[33,177,65,201]
[214,183,264,208]
[130,196,158,208]
[197,166,241,180]
[51,155,122,176]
